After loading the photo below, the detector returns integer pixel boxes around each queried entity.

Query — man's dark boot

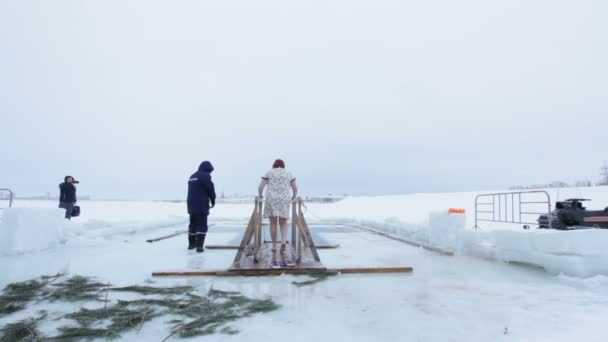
[196,234,206,253]
[188,235,195,250]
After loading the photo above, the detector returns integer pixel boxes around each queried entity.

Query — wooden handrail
[232,196,263,265]
[233,196,321,266]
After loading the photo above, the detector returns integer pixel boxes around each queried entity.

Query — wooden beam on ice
[146,224,216,243]
[348,223,455,256]
[333,266,413,274]
[146,230,187,243]
[206,244,340,250]
[152,266,413,277]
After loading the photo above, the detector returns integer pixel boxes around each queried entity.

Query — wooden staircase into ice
[228,197,326,275]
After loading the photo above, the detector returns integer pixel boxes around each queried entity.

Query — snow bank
[7,186,608,277]
[6,200,252,241]
[462,229,608,277]
[308,186,608,277]
[0,208,67,254]
[427,210,467,251]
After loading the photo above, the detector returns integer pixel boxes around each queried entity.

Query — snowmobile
[537,199,608,230]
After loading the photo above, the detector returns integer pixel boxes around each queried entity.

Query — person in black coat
[59,175,78,219]
[187,161,216,252]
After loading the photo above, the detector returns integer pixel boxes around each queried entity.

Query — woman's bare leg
[279,217,288,251]
[270,216,278,251]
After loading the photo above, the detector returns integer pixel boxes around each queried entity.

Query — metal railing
[0,188,14,208]
[474,190,551,229]
[232,196,320,266]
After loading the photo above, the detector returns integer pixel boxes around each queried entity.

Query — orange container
[448,208,466,214]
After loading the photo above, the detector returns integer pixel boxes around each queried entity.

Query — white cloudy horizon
[1,0,607,200]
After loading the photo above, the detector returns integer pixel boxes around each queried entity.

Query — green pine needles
[0,314,46,341]
[0,273,64,317]
[0,274,281,341]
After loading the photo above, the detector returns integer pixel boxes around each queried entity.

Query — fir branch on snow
[55,326,122,340]
[0,273,66,317]
[0,279,50,317]
[58,305,158,339]
[164,289,280,340]
[45,275,108,302]
[0,313,46,341]
[0,274,281,341]
[110,285,193,296]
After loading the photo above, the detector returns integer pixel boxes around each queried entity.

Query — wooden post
[258,198,263,245]
[295,202,320,262]
[232,199,259,265]
[253,197,264,263]
[291,200,297,249]
[253,199,259,249]
[297,199,303,263]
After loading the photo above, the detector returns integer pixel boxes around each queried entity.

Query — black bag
[71,205,81,217]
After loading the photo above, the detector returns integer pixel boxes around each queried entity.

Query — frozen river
[2,215,608,341]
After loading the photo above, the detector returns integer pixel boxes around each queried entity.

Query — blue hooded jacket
[187,161,216,215]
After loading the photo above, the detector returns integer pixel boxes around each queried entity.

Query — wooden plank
[253,200,263,262]
[206,244,339,250]
[348,223,455,256]
[299,214,321,261]
[146,230,187,243]
[291,201,297,248]
[298,211,321,261]
[333,266,413,274]
[230,242,324,271]
[205,245,241,249]
[153,269,334,277]
[145,224,216,243]
[315,244,340,249]
[152,266,413,277]
[262,240,339,248]
[232,208,258,264]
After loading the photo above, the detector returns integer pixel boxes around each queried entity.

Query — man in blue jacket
[187,161,216,252]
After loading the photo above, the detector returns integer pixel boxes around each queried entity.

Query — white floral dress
[262,168,295,219]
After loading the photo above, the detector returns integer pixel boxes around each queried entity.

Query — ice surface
[2,220,608,341]
[2,189,608,340]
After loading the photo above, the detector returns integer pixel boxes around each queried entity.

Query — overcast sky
[1,0,607,200]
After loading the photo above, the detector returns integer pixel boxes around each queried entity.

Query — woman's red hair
[273,159,285,168]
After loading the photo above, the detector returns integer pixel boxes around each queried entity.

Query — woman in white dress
[258,159,298,253]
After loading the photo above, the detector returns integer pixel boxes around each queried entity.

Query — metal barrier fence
[474,190,551,229]
[0,188,14,208]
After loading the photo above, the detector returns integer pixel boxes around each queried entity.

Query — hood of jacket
[198,161,214,173]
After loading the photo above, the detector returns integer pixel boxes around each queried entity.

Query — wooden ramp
[229,197,327,274]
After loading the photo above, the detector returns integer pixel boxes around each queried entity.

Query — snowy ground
[2,188,608,341]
